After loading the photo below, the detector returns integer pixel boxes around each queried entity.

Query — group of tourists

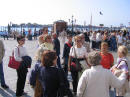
[90,30,130,51]
[0,28,130,97]
[0,28,42,41]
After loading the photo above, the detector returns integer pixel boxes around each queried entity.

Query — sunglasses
[20,39,25,41]
[76,40,82,42]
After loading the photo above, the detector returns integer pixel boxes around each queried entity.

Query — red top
[100,52,114,69]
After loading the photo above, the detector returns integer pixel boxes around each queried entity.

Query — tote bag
[8,47,21,69]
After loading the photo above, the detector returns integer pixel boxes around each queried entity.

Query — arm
[110,54,114,67]
[109,71,126,89]
[68,56,72,71]
[14,47,22,61]
[84,48,91,67]
[38,35,44,45]
[62,44,66,58]
[77,71,87,97]
[29,63,40,86]
[53,40,56,51]
[68,47,73,70]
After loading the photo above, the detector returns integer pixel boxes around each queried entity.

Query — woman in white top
[77,51,127,97]
[68,35,89,95]
[14,35,28,97]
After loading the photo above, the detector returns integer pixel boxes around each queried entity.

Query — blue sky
[0,0,129,27]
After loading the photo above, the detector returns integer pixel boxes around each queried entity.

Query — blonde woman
[68,35,89,95]
[40,34,53,51]
[35,34,53,61]
[111,45,130,97]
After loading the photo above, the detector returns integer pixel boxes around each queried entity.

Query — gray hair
[79,33,85,37]
[88,51,101,66]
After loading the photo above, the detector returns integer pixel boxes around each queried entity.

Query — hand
[68,66,71,71]
[111,67,118,73]
[124,71,129,74]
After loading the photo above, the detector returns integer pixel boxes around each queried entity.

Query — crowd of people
[0,28,130,97]
[90,30,130,51]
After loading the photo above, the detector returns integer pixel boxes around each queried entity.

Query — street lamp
[69,15,76,35]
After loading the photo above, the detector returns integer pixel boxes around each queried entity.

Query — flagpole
[90,13,92,31]
[90,13,92,25]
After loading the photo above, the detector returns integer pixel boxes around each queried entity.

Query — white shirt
[77,65,126,97]
[96,32,102,42]
[14,45,28,61]
[69,46,88,58]
[90,33,96,41]
[117,35,123,43]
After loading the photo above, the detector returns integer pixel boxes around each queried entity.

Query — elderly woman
[100,42,114,69]
[68,35,89,95]
[77,51,127,97]
[39,34,53,50]
[79,34,90,52]
[111,45,129,97]
[35,34,53,61]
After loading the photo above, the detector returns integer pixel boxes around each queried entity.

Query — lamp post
[69,15,76,35]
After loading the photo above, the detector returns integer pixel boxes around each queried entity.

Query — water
[0,26,52,35]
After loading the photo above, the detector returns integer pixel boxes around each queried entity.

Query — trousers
[16,64,28,96]
[0,61,6,85]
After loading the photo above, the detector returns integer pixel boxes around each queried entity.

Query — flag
[99,11,103,15]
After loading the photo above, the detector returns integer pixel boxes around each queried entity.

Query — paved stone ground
[0,37,130,97]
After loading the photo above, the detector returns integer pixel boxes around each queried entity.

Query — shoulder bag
[8,47,21,69]
[70,47,82,72]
